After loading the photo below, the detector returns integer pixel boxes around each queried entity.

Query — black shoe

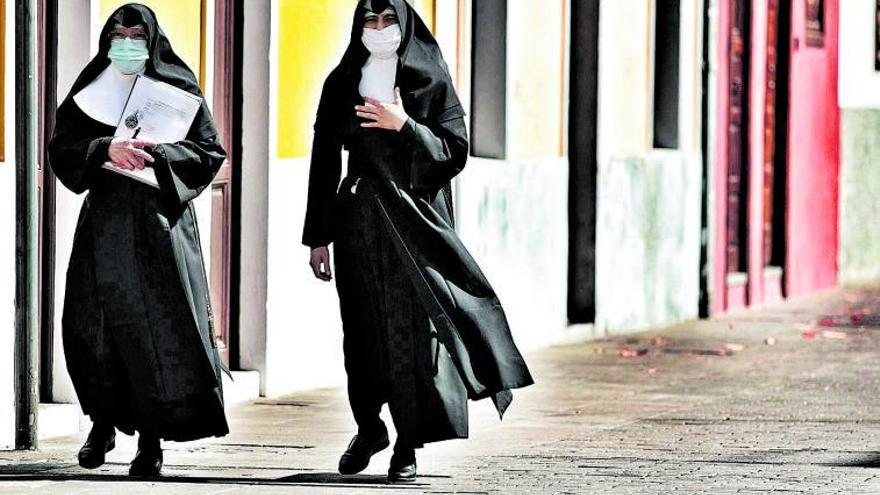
[338,428,390,475]
[129,435,163,477]
[77,423,116,469]
[387,451,417,483]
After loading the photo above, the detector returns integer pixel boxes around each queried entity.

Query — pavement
[1,287,879,494]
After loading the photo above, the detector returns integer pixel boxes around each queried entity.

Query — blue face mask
[108,38,149,74]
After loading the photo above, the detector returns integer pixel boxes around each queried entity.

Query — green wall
[840,109,880,284]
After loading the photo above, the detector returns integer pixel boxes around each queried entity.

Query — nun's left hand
[356,88,409,132]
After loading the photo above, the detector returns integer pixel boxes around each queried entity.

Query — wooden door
[210,0,239,367]
[725,0,750,275]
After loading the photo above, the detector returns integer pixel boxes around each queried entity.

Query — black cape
[303,0,533,419]
[48,3,228,440]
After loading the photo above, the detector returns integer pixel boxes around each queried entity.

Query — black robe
[303,0,533,445]
[47,3,228,441]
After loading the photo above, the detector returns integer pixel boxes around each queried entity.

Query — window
[470,0,507,159]
[652,0,681,149]
[805,0,825,48]
[875,0,880,70]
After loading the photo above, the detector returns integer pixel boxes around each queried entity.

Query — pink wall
[747,0,770,305]
[712,0,731,315]
[712,0,840,314]
[786,0,840,298]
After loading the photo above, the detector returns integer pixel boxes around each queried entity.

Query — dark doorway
[725,0,750,278]
[38,0,58,402]
[211,0,243,369]
[698,0,712,317]
[568,0,600,324]
[763,0,790,277]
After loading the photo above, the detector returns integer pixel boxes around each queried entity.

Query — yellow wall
[0,0,5,162]
[278,0,435,158]
[98,0,204,83]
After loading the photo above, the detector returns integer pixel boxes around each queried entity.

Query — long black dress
[47,4,228,442]
[303,0,533,448]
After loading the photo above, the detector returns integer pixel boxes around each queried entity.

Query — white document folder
[102,75,202,188]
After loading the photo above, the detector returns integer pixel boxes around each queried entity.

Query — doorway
[761,0,790,301]
[723,0,751,309]
[210,0,243,368]
[567,0,600,324]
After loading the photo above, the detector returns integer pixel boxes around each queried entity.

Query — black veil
[314,0,465,134]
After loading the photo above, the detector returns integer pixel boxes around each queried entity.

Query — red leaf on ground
[851,313,865,325]
[802,330,817,340]
[618,348,648,358]
[818,317,836,327]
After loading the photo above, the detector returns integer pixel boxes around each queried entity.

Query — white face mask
[362,24,402,58]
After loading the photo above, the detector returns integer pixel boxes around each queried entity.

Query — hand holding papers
[102,75,202,188]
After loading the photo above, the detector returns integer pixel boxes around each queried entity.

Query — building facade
[707,0,840,314]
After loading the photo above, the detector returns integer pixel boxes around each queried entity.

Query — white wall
[456,158,582,350]
[263,0,346,396]
[455,0,586,348]
[0,0,19,449]
[238,0,270,393]
[839,0,880,109]
[50,0,94,405]
[593,0,704,333]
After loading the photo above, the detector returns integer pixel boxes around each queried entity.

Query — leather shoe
[338,427,390,475]
[387,451,417,483]
[77,423,115,469]
[129,435,163,477]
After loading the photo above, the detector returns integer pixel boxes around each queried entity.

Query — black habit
[303,0,533,448]
[47,3,228,441]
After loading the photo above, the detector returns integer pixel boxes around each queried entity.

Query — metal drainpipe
[14,0,39,450]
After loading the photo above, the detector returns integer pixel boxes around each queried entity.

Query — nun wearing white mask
[48,3,228,478]
[303,0,533,484]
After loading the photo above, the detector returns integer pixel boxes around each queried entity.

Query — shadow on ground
[0,463,449,489]
[824,454,880,468]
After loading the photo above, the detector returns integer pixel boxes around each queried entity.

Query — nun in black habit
[303,0,533,483]
[47,3,228,477]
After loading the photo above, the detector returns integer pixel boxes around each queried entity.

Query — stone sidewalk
[1,287,879,494]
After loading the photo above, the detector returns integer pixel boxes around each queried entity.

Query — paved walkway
[1,288,879,494]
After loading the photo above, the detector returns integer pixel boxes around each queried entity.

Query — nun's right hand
[108,137,157,171]
[309,246,332,282]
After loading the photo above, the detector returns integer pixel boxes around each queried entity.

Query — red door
[785,0,839,297]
